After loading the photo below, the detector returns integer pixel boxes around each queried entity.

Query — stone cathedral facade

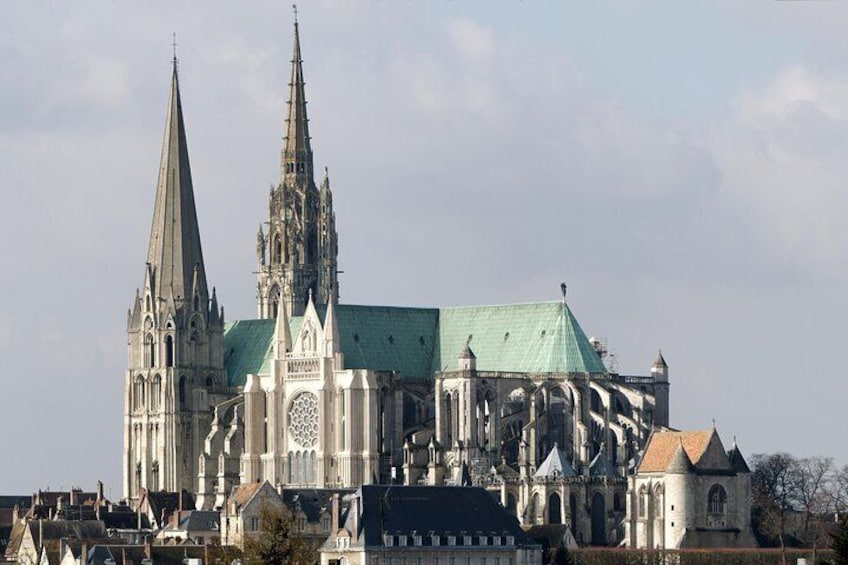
[121,20,750,547]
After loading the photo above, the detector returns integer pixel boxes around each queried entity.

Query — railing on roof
[286,355,320,380]
[614,374,654,386]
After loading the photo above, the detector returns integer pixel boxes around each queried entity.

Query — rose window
[289,392,319,447]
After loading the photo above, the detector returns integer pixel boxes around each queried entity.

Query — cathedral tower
[123,59,225,502]
[256,17,339,318]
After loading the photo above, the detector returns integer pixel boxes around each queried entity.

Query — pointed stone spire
[274,291,291,358]
[323,297,340,356]
[281,16,312,182]
[146,59,208,303]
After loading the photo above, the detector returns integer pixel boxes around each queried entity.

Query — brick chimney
[331,494,340,534]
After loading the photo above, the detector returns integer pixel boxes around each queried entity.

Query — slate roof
[348,485,537,548]
[282,488,352,522]
[224,300,605,386]
[173,510,220,532]
[534,444,576,478]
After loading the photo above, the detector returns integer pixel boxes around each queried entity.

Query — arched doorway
[591,492,606,545]
[549,493,562,524]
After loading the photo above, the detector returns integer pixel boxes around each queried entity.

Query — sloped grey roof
[534,444,576,478]
[349,486,538,548]
[589,450,617,477]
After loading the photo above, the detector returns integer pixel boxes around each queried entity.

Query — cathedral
[122,19,721,547]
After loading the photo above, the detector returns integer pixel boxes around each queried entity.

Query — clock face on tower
[289,391,319,447]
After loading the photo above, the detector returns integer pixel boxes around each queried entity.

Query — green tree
[242,502,318,565]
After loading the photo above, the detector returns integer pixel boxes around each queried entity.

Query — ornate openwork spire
[281,12,312,181]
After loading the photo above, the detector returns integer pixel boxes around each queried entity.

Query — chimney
[96,480,104,503]
[331,494,340,534]
[350,494,360,543]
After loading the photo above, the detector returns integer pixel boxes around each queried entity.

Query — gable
[693,430,732,472]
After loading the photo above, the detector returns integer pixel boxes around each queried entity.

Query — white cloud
[710,65,848,273]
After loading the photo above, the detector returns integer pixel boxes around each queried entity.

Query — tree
[751,452,803,563]
[207,536,243,565]
[831,516,848,565]
[796,456,834,561]
[241,501,318,565]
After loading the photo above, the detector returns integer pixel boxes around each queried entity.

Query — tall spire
[281,14,312,181]
[146,59,208,302]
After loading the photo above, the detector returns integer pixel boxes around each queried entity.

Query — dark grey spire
[146,60,208,303]
[281,18,313,182]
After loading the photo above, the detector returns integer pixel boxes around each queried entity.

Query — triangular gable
[535,444,576,478]
[692,429,732,472]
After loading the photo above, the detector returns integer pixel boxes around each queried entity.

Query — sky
[1,0,848,496]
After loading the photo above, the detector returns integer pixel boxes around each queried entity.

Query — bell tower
[123,58,225,502]
[257,15,339,318]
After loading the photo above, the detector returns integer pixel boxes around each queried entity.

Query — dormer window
[413,535,422,546]
[463,535,472,546]
[384,534,393,547]
[447,535,456,546]
[506,536,514,546]
[431,534,440,546]
[398,535,407,547]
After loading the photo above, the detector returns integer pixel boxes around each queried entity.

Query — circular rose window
[289,392,319,447]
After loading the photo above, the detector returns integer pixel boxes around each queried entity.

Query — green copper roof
[223,319,275,386]
[223,300,606,386]
[329,305,438,378]
[434,301,607,374]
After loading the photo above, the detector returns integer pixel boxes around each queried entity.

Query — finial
[711,418,716,428]
[293,3,298,24]
[308,288,313,300]
[732,435,737,448]
[171,32,178,67]
[560,282,567,302]
[324,165,329,178]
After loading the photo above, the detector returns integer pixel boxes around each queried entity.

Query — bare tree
[796,456,835,560]
[751,452,803,563]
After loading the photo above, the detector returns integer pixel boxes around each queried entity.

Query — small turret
[651,350,668,382]
[458,343,476,371]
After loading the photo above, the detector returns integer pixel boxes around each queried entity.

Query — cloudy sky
[2,1,847,496]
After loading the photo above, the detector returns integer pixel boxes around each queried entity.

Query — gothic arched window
[165,335,174,367]
[638,485,648,518]
[708,484,727,515]
[151,374,161,411]
[144,334,155,368]
[135,376,145,410]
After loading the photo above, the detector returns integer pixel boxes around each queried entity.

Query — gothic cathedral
[123,19,696,546]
